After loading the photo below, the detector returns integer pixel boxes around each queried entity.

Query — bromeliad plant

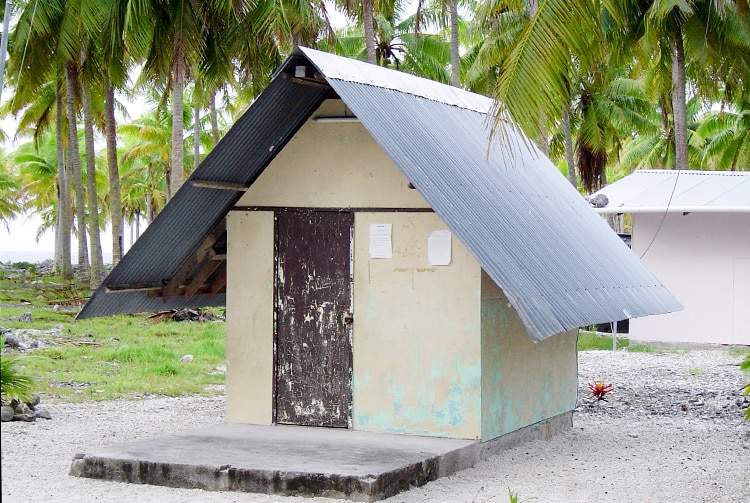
[587,380,614,405]
[742,353,750,422]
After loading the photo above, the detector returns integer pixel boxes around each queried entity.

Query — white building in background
[593,169,750,346]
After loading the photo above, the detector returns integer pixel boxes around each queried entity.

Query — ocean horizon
[0,250,115,265]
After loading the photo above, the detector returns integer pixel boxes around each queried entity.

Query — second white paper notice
[428,230,452,265]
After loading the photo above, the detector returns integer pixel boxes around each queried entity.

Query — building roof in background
[591,169,750,214]
[77,47,681,341]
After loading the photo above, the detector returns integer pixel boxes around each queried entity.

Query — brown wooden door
[274,210,353,427]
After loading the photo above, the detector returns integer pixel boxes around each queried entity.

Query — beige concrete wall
[352,212,483,439]
[237,99,429,209]
[225,211,275,423]
[631,212,750,345]
[480,271,578,441]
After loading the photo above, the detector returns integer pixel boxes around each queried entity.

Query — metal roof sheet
[77,75,329,319]
[321,77,680,340]
[79,47,682,341]
[591,169,750,214]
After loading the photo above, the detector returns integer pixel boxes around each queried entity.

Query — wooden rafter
[184,260,222,300]
[189,179,250,191]
[105,283,163,293]
[209,266,227,297]
[280,71,330,89]
[162,218,227,302]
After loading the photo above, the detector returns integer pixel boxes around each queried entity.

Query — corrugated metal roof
[591,169,750,214]
[318,77,680,340]
[77,75,330,319]
[79,47,682,341]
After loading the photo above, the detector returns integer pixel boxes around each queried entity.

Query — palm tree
[97,0,137,267]
[12,134,60,241]
[7,0,115,281]
[618,96,706,171]
[0,155,21,231]
[334,0,395,63]
[699,101,750,171]
[80,70,105,287]
[322,9,452,82]
[413,0,464,86]
[122,0,190,200]
[64,59,90,282]
[119,110,173,218]
[487,0,750,174]
[612,1,750,170]
[7,0,74,279]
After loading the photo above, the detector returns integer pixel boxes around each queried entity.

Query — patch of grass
[728,347,750,358]
[2,275,227,402]
[626,344,682,354]
[577,330,629,351]
[577,330,688,354]
[687,367,704,375]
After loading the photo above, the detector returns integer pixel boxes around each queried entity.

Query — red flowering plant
[587,380,614,407]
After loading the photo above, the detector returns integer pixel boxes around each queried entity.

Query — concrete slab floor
[69,423,479,501]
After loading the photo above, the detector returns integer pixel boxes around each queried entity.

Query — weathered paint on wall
[480,271,578,441]
[237,100,429,209]
[352,212,483,439]
[631,212,750,345]
[226,211,274,424]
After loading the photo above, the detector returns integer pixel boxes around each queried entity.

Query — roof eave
[595,206,750,214]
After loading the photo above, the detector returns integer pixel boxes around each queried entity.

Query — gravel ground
[2,348,749,503]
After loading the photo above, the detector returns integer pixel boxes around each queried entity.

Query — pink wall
[631,212,750,345]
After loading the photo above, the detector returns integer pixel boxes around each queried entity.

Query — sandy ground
[2,348,749,503]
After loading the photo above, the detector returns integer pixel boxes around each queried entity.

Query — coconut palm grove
[0,0,748,288]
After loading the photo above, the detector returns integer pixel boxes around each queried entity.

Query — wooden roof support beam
[162,219,227,302]
[209,266,227,298]
[280,71,330,89]
[189,179,250,191]
[184,259,222,301]
[146,283,226,299]
[105,283,163,293]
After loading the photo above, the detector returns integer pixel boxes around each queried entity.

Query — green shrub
[0,336,38,404]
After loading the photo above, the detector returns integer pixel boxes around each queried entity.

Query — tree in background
[0,151,20,230]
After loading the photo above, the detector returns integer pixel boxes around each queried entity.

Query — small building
[79,48,679,443]
[592,169,749,345]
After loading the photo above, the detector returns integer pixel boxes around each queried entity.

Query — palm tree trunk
[56,91,72,280]
[194,101,201,170]
[0,0,11,105]
[65,62,88,283]
[562,105,576,187]
[170,37,186,200]
[670,28,688,170]
[104,79,123,266]
[449,0,460,87]
[363,0,376,64]
[210,91,220,146]
[81,77,104,289]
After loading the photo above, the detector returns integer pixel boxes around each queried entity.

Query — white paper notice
[428,230,452,265]
[369,223,393,259]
